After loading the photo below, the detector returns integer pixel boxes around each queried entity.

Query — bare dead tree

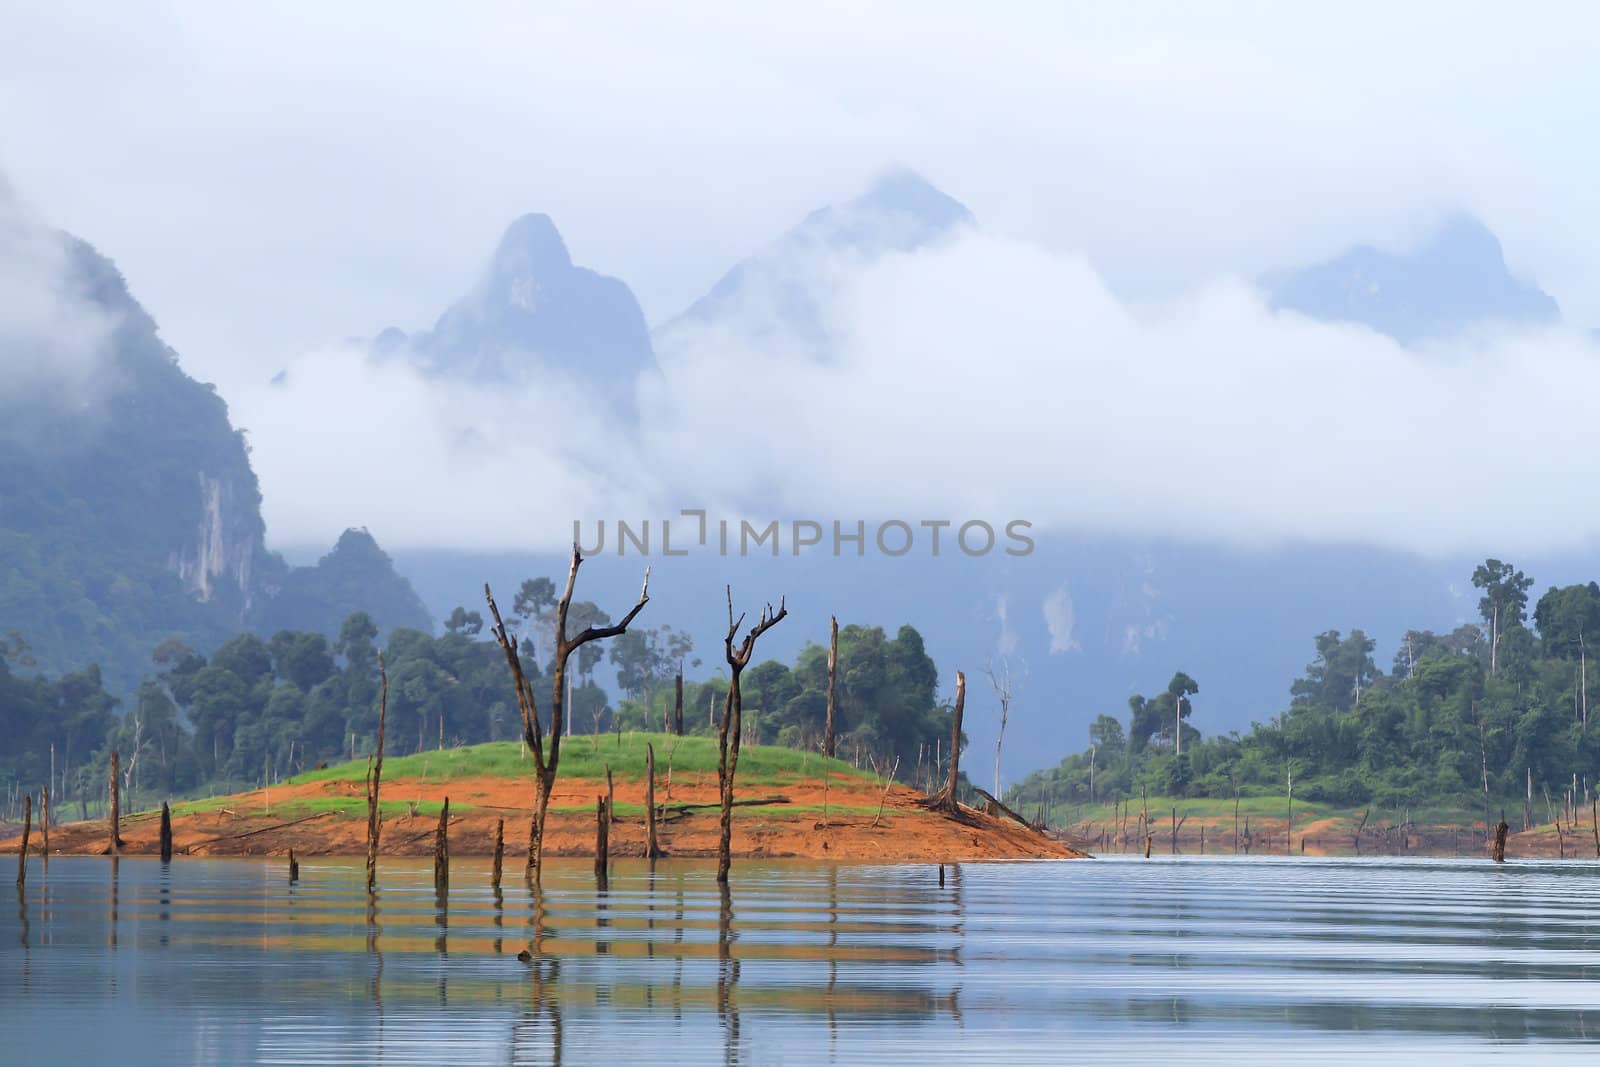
[824,615,838,758]
[434,797,451,889]
[871,755,900,829]
[922,672,967,816]
[15,794,29,887]
[717,587,788,884]
[159,801,172,863]
[986,659,1013,801]
[486,546,650,881]
[645,742,661,860]
[40,786,48,867]
[673,671,684,736]
[366,654,388,894]
[107,751,122,855]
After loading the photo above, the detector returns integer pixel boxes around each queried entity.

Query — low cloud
[237,228,1600,560]
[0,191,119,404]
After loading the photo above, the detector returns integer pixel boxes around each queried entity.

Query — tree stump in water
[288,848,299,883]
[1491,818,1509,863]
[108,751,123,855]
[434,798,450,889]
[159,802,173,863]
[491,818,504,888]
[595,796,610,888]
[15,794,30,888]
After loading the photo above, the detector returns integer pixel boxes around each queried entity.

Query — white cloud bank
[237,228,1600,559]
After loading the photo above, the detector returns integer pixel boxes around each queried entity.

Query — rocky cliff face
[0,206,427,691]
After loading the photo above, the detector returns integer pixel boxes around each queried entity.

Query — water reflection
[4,856,1600,1064]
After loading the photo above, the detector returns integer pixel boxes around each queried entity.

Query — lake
[4,855,1598,1063]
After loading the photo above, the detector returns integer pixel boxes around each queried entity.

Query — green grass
[169,796,469,819]
[290,733,873,789]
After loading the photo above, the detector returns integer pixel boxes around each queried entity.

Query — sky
[5,2,1600,558]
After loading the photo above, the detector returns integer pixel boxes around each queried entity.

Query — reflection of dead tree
[716,588,787,884]
[487,546,650,882]
[920,672,967,816]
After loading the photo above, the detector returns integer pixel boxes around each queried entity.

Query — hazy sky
[5,2,1600,556]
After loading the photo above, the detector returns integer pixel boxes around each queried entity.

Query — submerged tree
[486,546,649,881]
[716,587,787,884]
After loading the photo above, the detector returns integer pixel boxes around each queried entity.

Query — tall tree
[1473,559,1533,675]
[716,587,787,883]
[486,547,649,881]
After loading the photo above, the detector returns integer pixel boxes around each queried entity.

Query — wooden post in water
[1199,824,1205,854]
[1491,813,1509,863]
[15,794,30,887]
[159,801,173,862]
[938,864,945,887]
[492,818,505,888]
[288,848,299,883]
[594,796,610,885]
[108,751,122,855]
[40,786,49,866]
[433,797,450,890]
[1171,808,1177,854]
[645,743,660,860]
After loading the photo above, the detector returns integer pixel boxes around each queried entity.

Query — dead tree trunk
[674,672,684,736]
[159,801,173,862]
[645,742,661,859]
[824,615,838,759]
[108,751,122,855]
[486,547,650,883]
[366,655,388,894]
[288,848,299,883]
[491,818,504,888]
[1491,816,1509,863]
[922,672,966,815]
[717,587,788,884]
[40,786,49,866]
[15,794,29,887]
[1353,808,1370,855]
[434,797,451,890]
[606,765,615,825]
[595,796,610,886]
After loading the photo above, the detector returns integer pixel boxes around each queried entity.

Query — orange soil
[1068,810,1597,859]
[3,769,1083,864]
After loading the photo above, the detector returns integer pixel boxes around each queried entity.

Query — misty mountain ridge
[1266,214,1561,344]
[654,169,975,357]
[372,211,655,415]
[0,218,429,692]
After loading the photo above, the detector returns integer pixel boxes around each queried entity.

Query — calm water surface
[4,855,1599,1064]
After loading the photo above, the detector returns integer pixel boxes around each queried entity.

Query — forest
[1006,559,1600,825]
[0,574,956,817]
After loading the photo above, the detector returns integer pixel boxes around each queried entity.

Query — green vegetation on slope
[1009,558,1600,825]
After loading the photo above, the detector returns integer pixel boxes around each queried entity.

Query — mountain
[254,528,431,638]
[655,169,974,357]
[373,212,654,414]
[0,210,429,692]
[1266,215,1560,343]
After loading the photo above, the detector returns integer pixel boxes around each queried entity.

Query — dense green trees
[1009,559,1600,818]
[1,584,959,815]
